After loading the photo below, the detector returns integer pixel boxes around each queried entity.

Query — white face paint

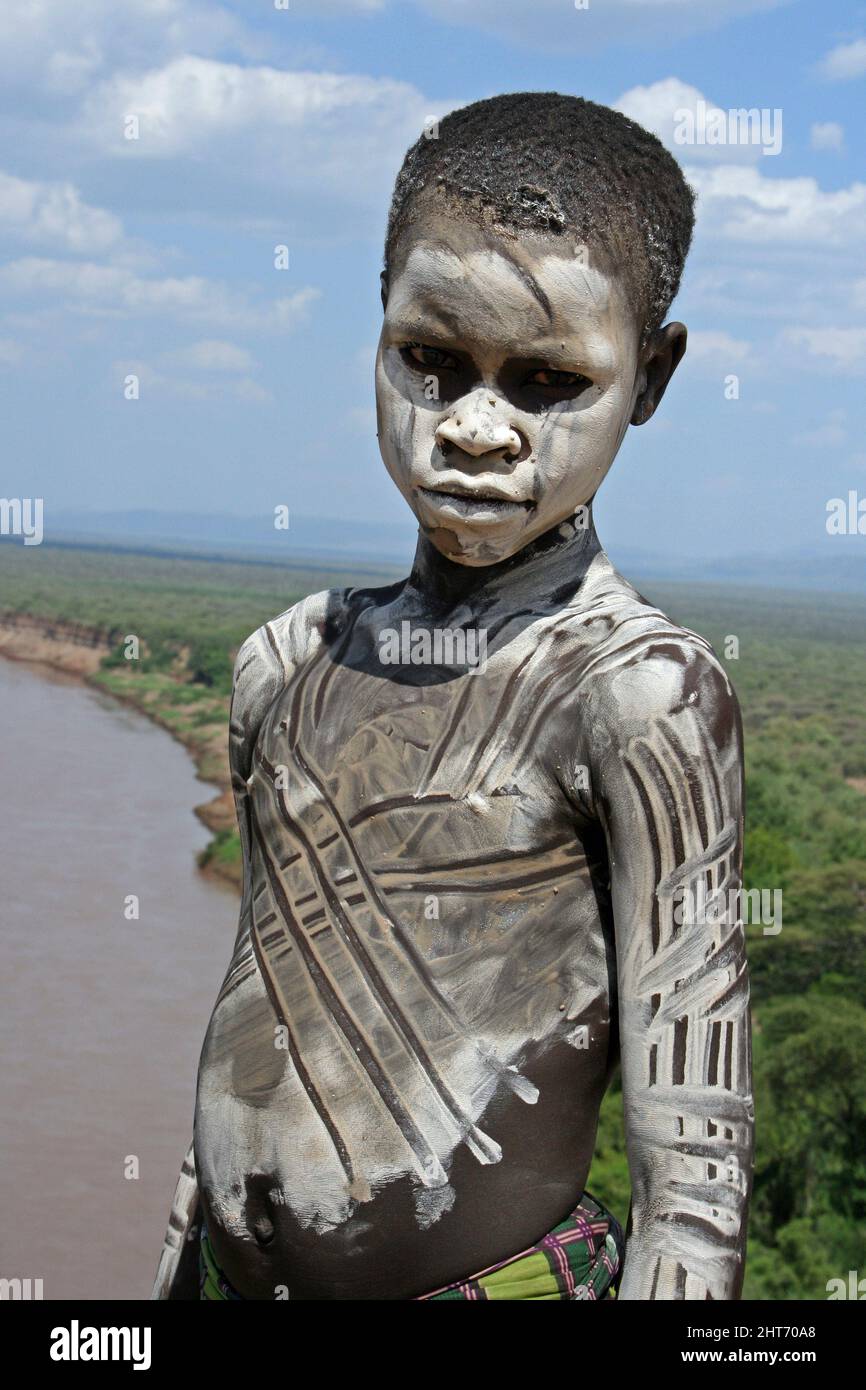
[376,220,644,566]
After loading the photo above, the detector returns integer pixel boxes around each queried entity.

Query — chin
[422,522,529,568]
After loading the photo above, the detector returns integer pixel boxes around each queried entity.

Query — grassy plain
[2,539,864,1299]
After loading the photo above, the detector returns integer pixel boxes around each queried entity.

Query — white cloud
[687,330,753,362]
[231,377,270,403]
[819,38,866,81]
[797,410,847,448]
[0,257,320,332]
[784,327,866,371]
[410,0,792,52]
[76,56,436,218]
[81,56,426,154]
[115,355,270,403]
[615,79,774,162]
[0,0,247,95]
[687,164,866,246]
[687,261,866,329]
[0,0,798,101]
[810,121,845,151]
[617,77,705,146]
[164,339,256,373]
[291,0,387,10]
[0,170,122,253]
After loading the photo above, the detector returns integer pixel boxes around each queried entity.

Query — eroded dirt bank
[0,611,240,890]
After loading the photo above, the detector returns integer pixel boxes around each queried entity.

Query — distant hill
[44,508,417,567]
[18,508,866,596]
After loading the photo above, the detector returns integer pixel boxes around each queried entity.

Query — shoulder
[233,587,337,688]
[575,558,738,733]
[229,587,347,776]
[594,622,737,739]
[557,562,741,815]
[229,579,406,775]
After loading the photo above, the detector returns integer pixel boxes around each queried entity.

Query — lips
[417,485,533,518]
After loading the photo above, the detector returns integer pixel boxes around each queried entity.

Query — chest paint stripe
[256,748,505,1168]
[251,798,454,1184]
[347,792,454,829]
[275,740,536,1107]
[380,860,585,896]
[372,832,578,878]
[244,812,356,1185]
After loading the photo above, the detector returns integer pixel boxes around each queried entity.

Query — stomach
[193,963,615,1300]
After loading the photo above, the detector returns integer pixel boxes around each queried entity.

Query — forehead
[386,220,636,357]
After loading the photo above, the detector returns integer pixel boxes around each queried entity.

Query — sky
[1,0,865,564]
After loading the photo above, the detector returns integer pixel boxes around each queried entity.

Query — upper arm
[586,638,753,1299]
[228,587,344,782]
[593,639,745,934]
[228,625,288,790]
[227,589,346,887]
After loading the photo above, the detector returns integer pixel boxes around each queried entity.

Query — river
[0,657,239,1299]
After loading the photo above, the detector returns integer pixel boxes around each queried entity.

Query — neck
[403,507,603,617]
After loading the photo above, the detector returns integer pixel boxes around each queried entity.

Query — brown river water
[0,657,239,1299]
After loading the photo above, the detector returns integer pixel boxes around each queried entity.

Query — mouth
[417,485,534,520]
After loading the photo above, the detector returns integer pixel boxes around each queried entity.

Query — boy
[154,92,753,1301]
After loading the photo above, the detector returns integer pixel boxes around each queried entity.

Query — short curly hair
[384,92,695,336]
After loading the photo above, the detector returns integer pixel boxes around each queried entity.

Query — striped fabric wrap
[200,1225,245,1302]
[419,1193,623,1301]
[199,1192,624,1302]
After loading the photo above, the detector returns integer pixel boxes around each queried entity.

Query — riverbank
[0,611,110,675]
[0,542,394,894]
[0,611,242,890]
[5,542,866,1297]
[0,653,240,1298]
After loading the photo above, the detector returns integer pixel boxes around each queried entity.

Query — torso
[195,560,676,1298]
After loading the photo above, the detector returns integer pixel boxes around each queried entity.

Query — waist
[200,1190,624,1301]
[197,1034,614,1298]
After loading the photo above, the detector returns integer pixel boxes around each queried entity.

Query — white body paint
[154,213,752,1301]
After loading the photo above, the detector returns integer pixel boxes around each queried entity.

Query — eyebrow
[387,297,465,337]
[386,318,464,349]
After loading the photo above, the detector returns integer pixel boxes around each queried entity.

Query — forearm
[618,1057,753,1299]
[151,1142,201,1300]
[614,879,754,1299]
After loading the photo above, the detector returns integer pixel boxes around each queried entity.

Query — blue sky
[1,0,865,562]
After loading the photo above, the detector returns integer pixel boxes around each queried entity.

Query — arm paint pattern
[594,636,754,1300]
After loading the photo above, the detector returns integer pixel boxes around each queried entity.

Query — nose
[435,390,522,460]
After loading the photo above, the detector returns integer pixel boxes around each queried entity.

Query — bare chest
[197,637,613,1247]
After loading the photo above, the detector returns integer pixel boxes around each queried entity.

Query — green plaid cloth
[200,1224,244,1301]
[418,1193,623,1301]
[200,1192,623,1301]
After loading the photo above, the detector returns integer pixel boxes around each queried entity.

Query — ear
[631,322,687,426]
[380,271,389,312]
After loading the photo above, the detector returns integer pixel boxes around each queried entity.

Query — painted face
[376,216,644,566]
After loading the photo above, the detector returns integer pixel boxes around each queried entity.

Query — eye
[525,367,592,394]
[401,342,461,373]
